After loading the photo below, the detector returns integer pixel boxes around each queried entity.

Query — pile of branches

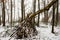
[16,16,38,39]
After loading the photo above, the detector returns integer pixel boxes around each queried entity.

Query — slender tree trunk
[11,0,12,26]
[2,0,5,26]
[8,0,9,23]
[13,0,15,26]
[0,2,1,25]
[32,0,36,27]
[37,0,40,26]
[17,0,19,19]
[51,3,55,33]
[23,5,25,19]
[56,0,58,26]
[14,0,15,21]
[0,16,1,25]
[7,9,9,23]
[18,8,19,20]
[21,0,24,21]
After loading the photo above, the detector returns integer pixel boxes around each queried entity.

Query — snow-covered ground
[0,23,60,40]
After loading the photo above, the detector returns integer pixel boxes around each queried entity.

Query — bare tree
[56,0,58,26]
[2,0,5,26]
[11,0,12,26]
[21,0,24,21]
[37,0,40,26]
[51,3,55,33]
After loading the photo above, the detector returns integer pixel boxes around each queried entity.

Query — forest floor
[0,23,60,40]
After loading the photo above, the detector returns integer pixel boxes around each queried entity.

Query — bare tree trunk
[7,9,9,23]
[14,0,15,21]
[18,8,19,21]
[7,0,9,23]
[23,5,25,19]
[37,0,40,26]
[51,3,55,33]
[21,0,24,21]
[2,0,5,26]
[13,0,15,26]
[32,0,36,27]
[56,0,58,26]
[11,0,12,26]
[0,16,1,25]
